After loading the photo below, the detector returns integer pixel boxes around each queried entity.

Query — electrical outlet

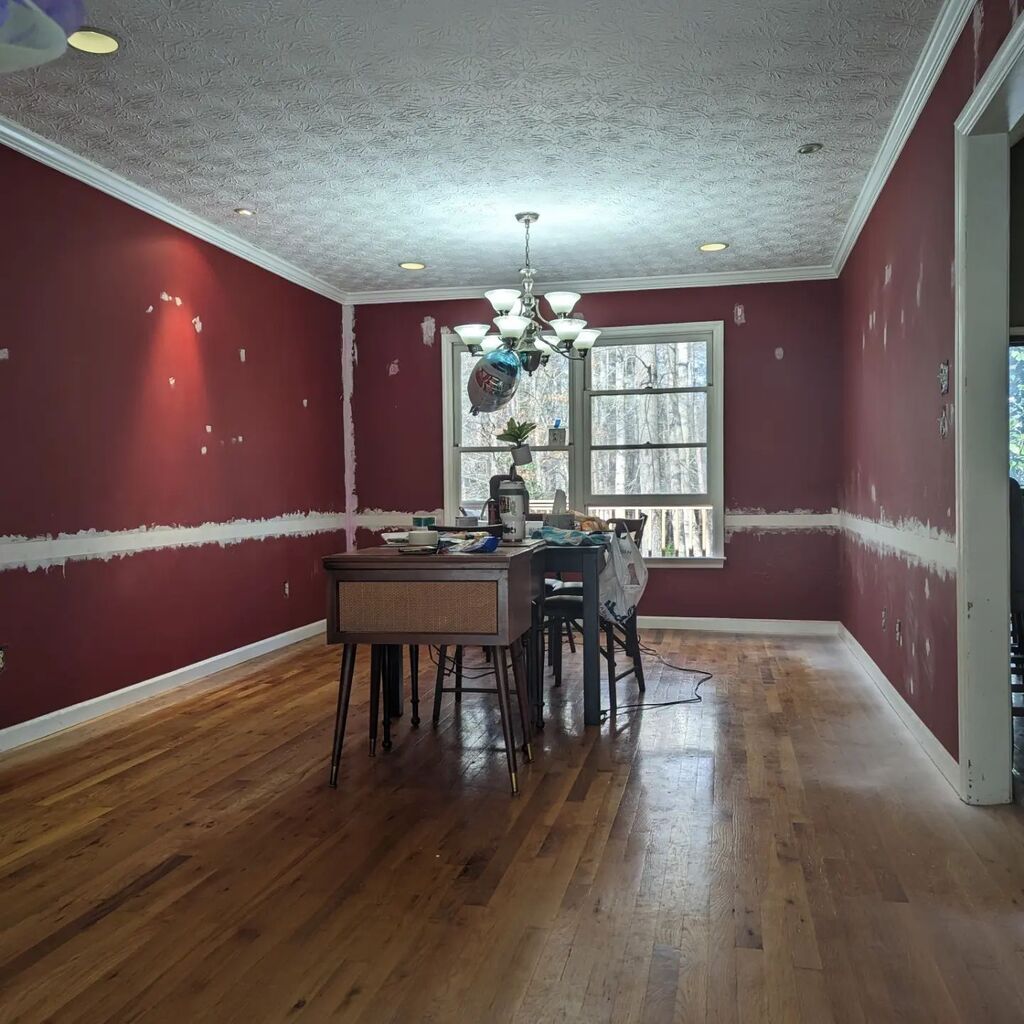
[0,646,7,672]
[283,581,290,598]
[881,608,888,631]
[895,619,903,647]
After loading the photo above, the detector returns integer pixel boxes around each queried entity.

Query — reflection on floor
[2,631,1024,1022]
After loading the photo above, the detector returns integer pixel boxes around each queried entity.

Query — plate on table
[382,532,409,545]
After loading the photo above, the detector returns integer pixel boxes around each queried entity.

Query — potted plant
[496,417,536,466]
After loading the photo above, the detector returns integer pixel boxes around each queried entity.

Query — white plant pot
[511,444,533,466]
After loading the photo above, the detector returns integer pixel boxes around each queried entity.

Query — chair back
[607,514,648,547]
[1011,478,1024,612]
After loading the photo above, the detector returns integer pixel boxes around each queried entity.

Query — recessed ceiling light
[234,207,256,217]
[67,28,120,55]
[798,142,824,155]
[699,242,729,253]
[399,261,426,271]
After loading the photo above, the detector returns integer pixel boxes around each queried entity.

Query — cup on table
[408,528,439,547]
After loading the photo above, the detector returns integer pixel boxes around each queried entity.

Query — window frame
[441,320,725,567]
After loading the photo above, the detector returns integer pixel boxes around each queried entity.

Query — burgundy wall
[838,0,1017,759]
[0,146,344,729]
[353,279,842,620]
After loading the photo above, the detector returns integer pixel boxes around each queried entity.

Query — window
[442,321,725,564]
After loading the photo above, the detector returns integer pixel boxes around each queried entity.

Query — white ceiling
[0,0,946,296]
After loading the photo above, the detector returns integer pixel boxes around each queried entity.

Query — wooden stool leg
[432,645,447,727]
[368,645,381,757]
[491,646,519,795]
[409,644,420,726]
[381,647,393,752]
[329,644,358,787]
[455,646,464,703]
[510,639,533,762]
[565,619,576,654]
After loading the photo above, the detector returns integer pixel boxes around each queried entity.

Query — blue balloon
[468,348,520,414]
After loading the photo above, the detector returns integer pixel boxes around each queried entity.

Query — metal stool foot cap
[369,740,377,757]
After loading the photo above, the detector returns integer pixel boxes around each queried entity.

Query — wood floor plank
[4,634,1024,1023]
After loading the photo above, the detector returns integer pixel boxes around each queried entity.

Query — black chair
[543,516,648,714]
[1010,479,1024,714]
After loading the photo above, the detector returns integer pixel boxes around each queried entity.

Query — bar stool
[431,638,534,794]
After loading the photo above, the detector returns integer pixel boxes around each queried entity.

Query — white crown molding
[344,265,838,305]
[832,0,976,274]
[0,620,325,752]
[0,115,348,305]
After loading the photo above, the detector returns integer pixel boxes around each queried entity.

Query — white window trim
[441,320,725,567]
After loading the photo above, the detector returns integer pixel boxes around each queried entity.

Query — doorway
[954,21,1024,804]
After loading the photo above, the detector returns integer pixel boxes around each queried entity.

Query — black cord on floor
[598,638,713,718]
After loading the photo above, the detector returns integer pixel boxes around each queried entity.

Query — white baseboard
[838,625,960,794]
[637,616,840,637]
[0,620,326,753]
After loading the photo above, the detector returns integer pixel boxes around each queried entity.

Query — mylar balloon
[468,348,520,415]
[0,0,83,74]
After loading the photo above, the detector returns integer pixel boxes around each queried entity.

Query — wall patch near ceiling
[192,316,203,334]
[421,316,436,347]
[387,359,400,376]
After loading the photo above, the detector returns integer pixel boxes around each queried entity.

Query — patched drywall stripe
[342,304,358,547]
[725,511,839,534]
[356,509,445,531]
[840,511,956,576]
[0,512,347,572]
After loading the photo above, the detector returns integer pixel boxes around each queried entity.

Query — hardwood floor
[2,632,1024,1023]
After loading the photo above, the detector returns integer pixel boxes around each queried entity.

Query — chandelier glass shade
[454,212,600,371]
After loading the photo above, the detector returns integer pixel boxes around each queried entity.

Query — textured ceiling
[0,0,944,294]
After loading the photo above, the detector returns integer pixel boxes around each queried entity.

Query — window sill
[646,556,726,569]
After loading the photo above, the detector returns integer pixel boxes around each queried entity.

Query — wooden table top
[323,540,544,571]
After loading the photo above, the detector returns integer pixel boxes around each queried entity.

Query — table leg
[381,647,393,751]
[409,644,420,727]
[329,643,357,787]
[582,556,602,726]
[432,645,447,727]
[509,638,533,762]
[530,599,545,730]
[368,645,381,757]
[491,646,519,796]
[386,644,404,718]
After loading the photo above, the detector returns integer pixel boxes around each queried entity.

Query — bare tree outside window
[447,324,723,559]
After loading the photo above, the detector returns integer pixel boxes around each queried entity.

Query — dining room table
[321,533,609,783]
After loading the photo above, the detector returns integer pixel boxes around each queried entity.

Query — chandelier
[453,212,600,371]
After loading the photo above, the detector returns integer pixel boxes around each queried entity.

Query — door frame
[954,17,1024,803]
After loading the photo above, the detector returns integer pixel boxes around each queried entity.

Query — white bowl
[381,532,409,545]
